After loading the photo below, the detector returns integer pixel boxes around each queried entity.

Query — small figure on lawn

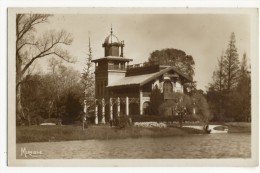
[176,105,187,128]
[109,118,113,128]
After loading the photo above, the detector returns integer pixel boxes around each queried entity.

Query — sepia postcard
[8,8,259,166]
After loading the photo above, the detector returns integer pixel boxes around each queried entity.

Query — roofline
[92,56,133,62]
[107,84,139,89]
[107,66,193,88]
[139,66,193,86]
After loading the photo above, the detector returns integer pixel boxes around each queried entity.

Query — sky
[34,12,251,91]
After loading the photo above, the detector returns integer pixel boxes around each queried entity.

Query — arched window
[163,81,173,93]
[143,102,150,115]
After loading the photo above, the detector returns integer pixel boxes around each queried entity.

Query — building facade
[92,29,192,124]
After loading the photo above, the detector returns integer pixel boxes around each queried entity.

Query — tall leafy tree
[223,32,240,91]
[148,48,195,78]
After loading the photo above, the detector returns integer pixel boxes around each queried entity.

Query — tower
[92,28,132,99]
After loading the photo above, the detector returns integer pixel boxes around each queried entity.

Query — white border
[0,0,260,173]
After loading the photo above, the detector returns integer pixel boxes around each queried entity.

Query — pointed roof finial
[88,31,91,48]
[111,24,113,34]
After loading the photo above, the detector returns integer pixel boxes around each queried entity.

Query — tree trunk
[16,56,24,124]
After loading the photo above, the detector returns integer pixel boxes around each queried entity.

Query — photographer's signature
[20,147,43,158]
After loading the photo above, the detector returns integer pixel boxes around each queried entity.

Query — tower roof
[104,27,120,44]
[104,34,120,44]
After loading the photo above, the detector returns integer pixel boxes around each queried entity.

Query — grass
[16,122,251,143]
[16,124,205,143]
[224,122,251,133]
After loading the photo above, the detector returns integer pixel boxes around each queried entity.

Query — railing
[126,62,160,76]
[127,62,159,69]
[108,65,126,71]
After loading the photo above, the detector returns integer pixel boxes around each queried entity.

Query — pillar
[117,97,120,117]
[193,99,196,115]
[125,97,129,116]
[101,98,105,124]
[83,100,87,113]
[109,98,113,120]
[95,101,98,124]
[140,89,143,115]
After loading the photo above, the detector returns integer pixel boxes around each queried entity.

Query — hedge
[130,115,198,123]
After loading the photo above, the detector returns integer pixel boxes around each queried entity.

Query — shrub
[113,115,131,129]
[134,122,167,128]
[158,93,193,117]
[148,85,164,115]
[192,93,212,125]
[131,115,197,123]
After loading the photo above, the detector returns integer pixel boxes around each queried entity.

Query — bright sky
[35,13,251,91]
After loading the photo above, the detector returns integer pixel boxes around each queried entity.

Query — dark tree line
[207,33,251,122]
[19,62,83,125]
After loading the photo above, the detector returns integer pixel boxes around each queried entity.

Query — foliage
[192,93,212,125]
[131,115,198,123]
[16,14,74,124]
[19,65,83,125]
[113,115,131,129]
[209,52,225,92]
[158,93,193,117]
[81,38,95,108]
[148,85,164,115]
[236,53,251,121]
[223,32,240,91]
[134,122,167,128]
[207,33,251,122]
[148,48,195,78]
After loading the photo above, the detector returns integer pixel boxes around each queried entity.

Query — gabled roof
[107,66,192,88]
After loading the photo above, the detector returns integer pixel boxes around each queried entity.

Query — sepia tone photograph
[7,8,258,166]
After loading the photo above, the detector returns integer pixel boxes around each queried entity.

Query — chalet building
[91,29,192,124]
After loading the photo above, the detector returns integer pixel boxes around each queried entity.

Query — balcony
[126,62,160,77]
[108,65,126,71]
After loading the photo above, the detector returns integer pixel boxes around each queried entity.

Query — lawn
[16,124,204,143]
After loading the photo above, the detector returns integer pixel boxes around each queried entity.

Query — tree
[16,14,74,123]
[223,32,240,91]
[192,93,212,125]
[81,37,95,108]
[148,85,164,115]
[207,33,251,122]
[236,53,251,121]
[207,52,225,121]
[210,52,225,92]
[148,48,195,78]
[158,92,192,117]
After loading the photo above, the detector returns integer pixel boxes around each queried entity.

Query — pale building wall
[151,78,184,93]
[108,72,126,85]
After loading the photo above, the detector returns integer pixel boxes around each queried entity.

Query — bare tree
[16,14,74,123]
